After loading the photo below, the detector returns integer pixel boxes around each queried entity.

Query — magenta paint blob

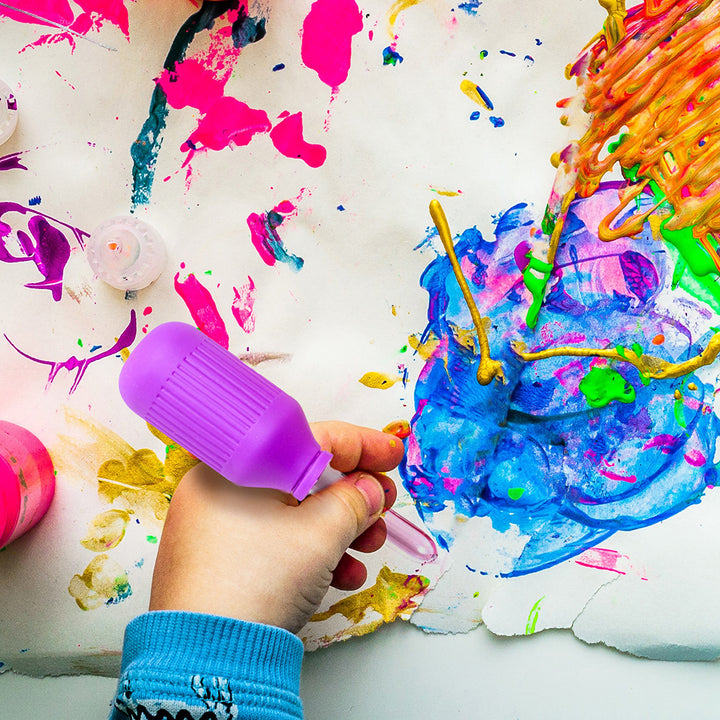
[301,0,363,89]
[0,421,55,549]
[270,112,327,168]
[174,271,230,349]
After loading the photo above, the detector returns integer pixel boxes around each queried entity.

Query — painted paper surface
[2,0,720,675]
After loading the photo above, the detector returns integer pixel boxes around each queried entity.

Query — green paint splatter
[77,338,83,348]
[525,595,545,635]
[522,253,554,329]
[146,535,158,544]
[674,396,687,428]
[508,487,525,500]
[479,49,488,59]
[579,365,636,408]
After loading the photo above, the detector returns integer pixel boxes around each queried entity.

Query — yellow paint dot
[459,79,493,110]
[359,371,399,389]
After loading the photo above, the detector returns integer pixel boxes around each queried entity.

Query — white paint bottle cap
[87,216,166,291]
[0,79,18,146]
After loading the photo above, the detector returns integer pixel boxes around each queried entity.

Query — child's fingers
[349,518,387,553]
[311,421,405,474]
[330,552,368,591]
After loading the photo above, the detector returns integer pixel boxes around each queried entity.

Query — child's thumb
[300,473,386,550]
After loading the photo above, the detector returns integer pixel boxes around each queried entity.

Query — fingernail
[354,474,385,516]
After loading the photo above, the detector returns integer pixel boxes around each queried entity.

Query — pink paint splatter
[643,434,680,454]
[575,547,648,580]
[301,0,363,90]
[182,97,271,155]
[75,0,129,37]
[232,276,256,333]
[1,0,74,27]
[575,547,627,575]
[174,272,229,349]
[270,112,327,168]
[442,477,463,494]
[247,201,304,271]
[684,449,707,467]
[6,0,130,52]
[596,466,637,483]
[156,58,226,112]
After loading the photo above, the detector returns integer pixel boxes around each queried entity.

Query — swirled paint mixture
[403,186,720,576]
[402,0,720,577]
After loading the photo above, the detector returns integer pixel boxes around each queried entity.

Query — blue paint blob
[337,204,345,211]
[470,111,481,120]
[401,185,720,576]
[231,6,266,47]
[489,116,505,127]
[457,0,481,15]
[383,46,404,66]
[272,63,286,71]
[535,38,542,45]
[28,196,41,206]
[475,85,494,110]
[499,49,516,57]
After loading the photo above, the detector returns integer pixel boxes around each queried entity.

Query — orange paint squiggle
[526,0,720,341]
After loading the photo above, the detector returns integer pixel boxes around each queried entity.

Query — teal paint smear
[130,1,267,208]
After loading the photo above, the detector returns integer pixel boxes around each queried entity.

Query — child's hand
[149,421,402,633]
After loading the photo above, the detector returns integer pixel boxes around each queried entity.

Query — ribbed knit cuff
[110,611,304,720]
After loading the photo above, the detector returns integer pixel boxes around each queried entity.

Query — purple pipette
[118,322,437,562]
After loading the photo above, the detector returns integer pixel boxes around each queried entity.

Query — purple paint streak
[0,203,88,301]
[0,152,27,172]
[5,310,137,394]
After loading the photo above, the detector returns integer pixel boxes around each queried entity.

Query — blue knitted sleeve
[109,611,304,720]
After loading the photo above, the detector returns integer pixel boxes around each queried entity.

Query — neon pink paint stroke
[643,434,681,454]
[596,466,637,483]
[270,112,327,168]
[684,449,707,467]
[301,0,363,89]
[4,310,137,394]
[3,0,130,52]
[575,547,627,575]
[156,58,226,112]
[575,547,648,580]
[174,272,229,349]
[232,276,256,333]
[247,201,304,271]
[181,97,271,155]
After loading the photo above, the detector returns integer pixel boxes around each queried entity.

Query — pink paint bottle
[0,422,55,549]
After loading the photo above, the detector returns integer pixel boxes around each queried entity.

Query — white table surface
[2,621,718,720]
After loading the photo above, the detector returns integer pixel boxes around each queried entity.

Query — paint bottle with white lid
[0,422,56,549]
[87,216,166,291]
